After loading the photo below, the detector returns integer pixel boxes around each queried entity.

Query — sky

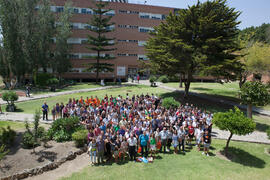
[128,0,270,29]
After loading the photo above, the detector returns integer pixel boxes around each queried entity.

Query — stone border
[1,147,87,180]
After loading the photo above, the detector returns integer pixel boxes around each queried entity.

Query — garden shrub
[149,75,157,83]
[0,126,16,146]
[162,97,180,109]
[158,75,169,83]
[48,117,83,142]
[35,73,53,87]
[0,145,9,161]
[1,91,18,112]
[22,131,36,148]
[72,129,88,147]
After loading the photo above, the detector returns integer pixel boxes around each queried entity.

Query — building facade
[51,0,175,80]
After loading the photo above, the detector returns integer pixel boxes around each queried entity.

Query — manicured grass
[62,140,270,180]
[0,121,26,131]
[0,120,50,134]
[166,82,240,100]
[10,85,168,114]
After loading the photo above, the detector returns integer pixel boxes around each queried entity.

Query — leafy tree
[37,0,55,72]
[53,1,73,77]
[86,0,116,84]
[1,91,18,112]
[239,81,270,118]
[146,0,241,97]
[0,0,25,85]
[213,107,256,155]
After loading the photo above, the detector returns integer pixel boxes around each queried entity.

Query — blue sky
[130,0,270,29]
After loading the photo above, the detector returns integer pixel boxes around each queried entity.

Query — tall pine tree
[146,0,241,97]
[86,0,116,84]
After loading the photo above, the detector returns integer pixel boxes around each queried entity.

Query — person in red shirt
[188,124,195,146]
[94,124,101,137]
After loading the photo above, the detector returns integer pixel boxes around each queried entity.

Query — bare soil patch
[0,132,80,178]
[216,150,234,162]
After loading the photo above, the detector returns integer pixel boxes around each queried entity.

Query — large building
[51,0,176,81]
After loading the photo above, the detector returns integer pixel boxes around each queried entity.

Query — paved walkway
[0,85,121,105]
[1,113,269,144]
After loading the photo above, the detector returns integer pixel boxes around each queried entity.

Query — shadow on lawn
[224,147,266,168]
[255,122,270,133]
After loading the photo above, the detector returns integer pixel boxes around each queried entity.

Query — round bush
[162,97,180,109]
[158,75,169,83]
[149,75,157,83]
[2,91,18,112]
[22,132,36,149]
[72,129,88,147]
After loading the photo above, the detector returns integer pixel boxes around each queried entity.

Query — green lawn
[8,85,168,114]
[0,83,102,95]
[0,120,50,134]
[62,140,270,180]
[166,82,240,100]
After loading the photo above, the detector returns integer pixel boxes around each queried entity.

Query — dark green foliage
[239,81,270,106]
[2,91,18,112]
[53,2,72,76]
[239,23,270,44]
[158,75,169,83]
[213,107,256,154]
[162,97,180,109]
[146,0,241,97]
[0,126,16,146]
[149,75,157,83]
[46,78,59,86]
[86,0,116,83]
[72,129,88,147]
[267,128,270,140]
[0,145,9,161]
[22,111,46,149]
[47,117,83,142]
[36,73,53,87]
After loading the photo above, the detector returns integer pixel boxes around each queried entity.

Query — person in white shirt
[195,126,204,151]
[159,127,168,153]
[127,134,137,161]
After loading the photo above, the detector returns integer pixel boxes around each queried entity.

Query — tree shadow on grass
[222,147,266,168]
[192,87,212,92]
[255,122,270,133]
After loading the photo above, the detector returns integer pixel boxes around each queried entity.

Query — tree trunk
[184,72,192,98]
[225,132,233,156]
[96,51,100,84]
[247,104,252,119]
[179,74,183,88]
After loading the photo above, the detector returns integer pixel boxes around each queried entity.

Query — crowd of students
[43,93,213,165]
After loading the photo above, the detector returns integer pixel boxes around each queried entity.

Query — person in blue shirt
[99,122,106,132]
[139,131,149,157]
[42,102,49,121]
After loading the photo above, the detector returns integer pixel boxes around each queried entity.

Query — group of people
[44,93,213,165]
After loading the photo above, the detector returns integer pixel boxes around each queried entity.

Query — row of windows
[139,27,155,33]
[118,25,139,29]
[56,22,115,30]
[117,54,149,60]
[68,53,148,60]
[119,10,139,14]
[117,54,138,57]
[51,6,115,16]
[118,9,166,20]
[117,40,146,46]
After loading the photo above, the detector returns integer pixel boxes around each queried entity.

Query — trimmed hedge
[162,97,180,109]
[158,75,169,83]
[72,129,88,147]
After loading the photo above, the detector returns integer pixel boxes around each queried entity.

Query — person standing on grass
[88,138,97,165]
[97,136,105,164]
[42,102,49,121]
[139,131,149,157]
[51,106,56,121]
[202,130,211,156]
[127,133,137,161]
[26,85,30,97]
[178,126,185,153]
[149,133,156,157]
[172,129,179,154]
[159,127,168,153]
[195,125,204,151]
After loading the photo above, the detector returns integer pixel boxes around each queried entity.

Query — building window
[81,39,88,44]
[118,24,127,28]
[129,40,138,43]
[56,7,64,13]
[128,54,137,57]
[81,9,87,14]
[129,11,139,14]
[117,53,127,56]
[129,25,138,29]
[118,40,127,42]
[70,54,79,59]
[140,15,150,19]
[87,10,92,14]
[73,8,79,14]
[119,10,128,14]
